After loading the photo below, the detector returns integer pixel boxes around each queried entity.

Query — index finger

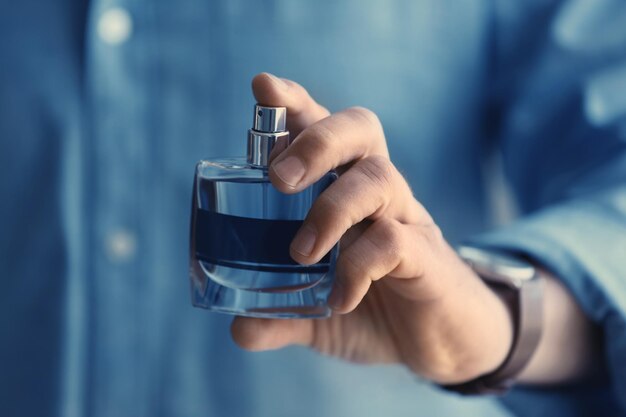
[252,73,330,136]
[269,106,389,193]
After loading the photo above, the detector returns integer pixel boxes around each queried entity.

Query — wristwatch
[442,245,544,395]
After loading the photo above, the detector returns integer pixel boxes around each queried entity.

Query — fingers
[290,155,423,265]
[251,73,330,136]
[329,218,413,313]
[330,219,447,314]
[269,106,389,193]
[231,316,314,351]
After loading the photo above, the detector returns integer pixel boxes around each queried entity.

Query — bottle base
[190,266,332,319]
[196,304,331,319]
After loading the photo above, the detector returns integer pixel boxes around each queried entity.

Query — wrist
[421,269,515,384]
[441,246,544,394]
[449,278,515,382]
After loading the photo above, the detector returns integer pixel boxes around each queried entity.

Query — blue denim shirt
[1,1,626,416]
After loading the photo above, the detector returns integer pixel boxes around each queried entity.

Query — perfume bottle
[189,104,338,318]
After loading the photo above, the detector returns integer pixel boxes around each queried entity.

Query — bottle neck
[247,129,290,167]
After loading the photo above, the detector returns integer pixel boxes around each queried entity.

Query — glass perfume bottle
[189,104,338,318]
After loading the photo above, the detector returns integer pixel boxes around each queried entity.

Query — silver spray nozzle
[253,105,287,133]
[247,104,290,167]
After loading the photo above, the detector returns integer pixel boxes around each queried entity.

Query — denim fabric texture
[1,1,625,416]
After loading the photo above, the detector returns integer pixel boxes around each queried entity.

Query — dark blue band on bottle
[194,209,330,272]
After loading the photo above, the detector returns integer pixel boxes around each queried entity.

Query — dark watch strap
[442,250,544,395]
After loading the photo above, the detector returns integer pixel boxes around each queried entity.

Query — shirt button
[98,7,133,45]
[105,229,137,262]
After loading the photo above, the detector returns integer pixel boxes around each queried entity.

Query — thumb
[252,72,330,135]
[231,316,315,351]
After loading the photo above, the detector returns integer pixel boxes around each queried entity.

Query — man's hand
[230,73,514,384]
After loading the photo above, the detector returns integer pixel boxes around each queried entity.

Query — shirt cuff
[466,195,626,413]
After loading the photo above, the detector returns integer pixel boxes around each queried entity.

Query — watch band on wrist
[442,246,544,395]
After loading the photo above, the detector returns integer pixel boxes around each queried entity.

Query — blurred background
[1,0,626,416]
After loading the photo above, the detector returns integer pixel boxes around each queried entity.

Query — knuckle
[314,191,342,215]
[369,217,405,254]
[311,192,352,231]
[337,219,408,286]
[347,106,382,131]
[419,223,445,248]
[354,155,395,192]
[299,122,340,160]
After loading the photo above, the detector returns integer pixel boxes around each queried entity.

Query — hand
[231,73,514,384]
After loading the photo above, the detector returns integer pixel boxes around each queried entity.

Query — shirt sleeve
[471,186,626,413]
[469,0,626,414]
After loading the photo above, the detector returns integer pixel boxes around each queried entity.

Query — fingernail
[328,284,344,310]
[291,225,317,257]
[272,156,305,188]
[265,73,288,91]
